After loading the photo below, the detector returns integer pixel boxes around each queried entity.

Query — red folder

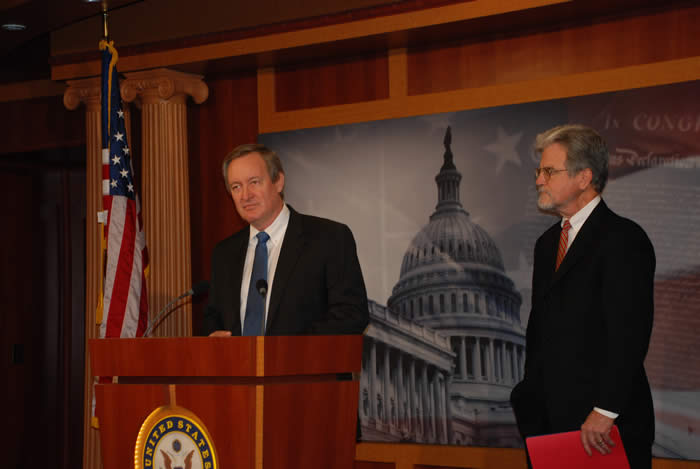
[526,425,629,469]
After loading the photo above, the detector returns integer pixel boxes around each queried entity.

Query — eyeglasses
[534,167,568,181]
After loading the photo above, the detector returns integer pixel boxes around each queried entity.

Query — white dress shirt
[239,204,290,331]
[560,195,617,420]
[560,195,601,252]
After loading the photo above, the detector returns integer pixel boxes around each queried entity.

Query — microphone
[256,279,268,297]
[190,280,210,297]
[255,279,268,335]
[144,280,210,337]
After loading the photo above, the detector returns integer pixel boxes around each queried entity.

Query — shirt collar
[249,204,290,246]
[562,195,601,232]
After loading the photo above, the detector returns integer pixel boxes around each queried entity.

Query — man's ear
[275,172,285,194]
[577,168,593,190]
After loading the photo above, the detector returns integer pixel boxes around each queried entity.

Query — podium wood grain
[90,336,362,469]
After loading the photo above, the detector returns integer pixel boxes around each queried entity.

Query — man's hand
[209,330,232,337]
[580,410,615,456]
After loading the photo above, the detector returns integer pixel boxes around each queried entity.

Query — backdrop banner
[260,79,700,460]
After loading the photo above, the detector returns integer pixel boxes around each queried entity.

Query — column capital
[64,77,101,111]
[122,68,208,105]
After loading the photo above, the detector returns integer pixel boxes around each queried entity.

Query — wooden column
[64,77,103,469]
[121,69,208,338]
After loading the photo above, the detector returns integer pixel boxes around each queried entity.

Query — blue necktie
[243,231,270,336]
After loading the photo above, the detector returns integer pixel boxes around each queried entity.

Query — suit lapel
[548,201,608,289]
[266,207,306,332]
[228,227,249,336]
[540,225,559,279]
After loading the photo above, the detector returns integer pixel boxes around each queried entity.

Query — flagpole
[92,0,110,431]
[102,5,109,40]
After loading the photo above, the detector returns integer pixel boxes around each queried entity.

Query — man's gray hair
[534,124,609,193]
[222,143,285,199]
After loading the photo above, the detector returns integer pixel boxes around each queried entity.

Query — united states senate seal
[135,405,218,469]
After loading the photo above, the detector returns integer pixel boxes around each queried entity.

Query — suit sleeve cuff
[593,407,619,419]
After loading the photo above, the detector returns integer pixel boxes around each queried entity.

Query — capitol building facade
[359,127,526,447]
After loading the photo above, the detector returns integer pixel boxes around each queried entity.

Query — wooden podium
[90,335,363,469]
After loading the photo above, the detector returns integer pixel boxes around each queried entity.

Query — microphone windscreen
[256,279,268,296]
[191,280,210,297]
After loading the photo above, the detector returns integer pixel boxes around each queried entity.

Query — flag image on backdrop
[98,39,149,339]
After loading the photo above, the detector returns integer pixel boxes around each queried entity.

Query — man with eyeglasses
[511,124,655,469]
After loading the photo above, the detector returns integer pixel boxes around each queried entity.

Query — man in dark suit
[203,143,369,337]
[511,125,655,469]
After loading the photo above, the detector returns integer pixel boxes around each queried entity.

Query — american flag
[99,40,149,338]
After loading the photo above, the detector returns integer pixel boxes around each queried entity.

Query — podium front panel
[262,380,360,469]
[97,384,256,469]
[91,336,363,469]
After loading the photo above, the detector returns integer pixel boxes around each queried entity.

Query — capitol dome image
[360,127,526,447]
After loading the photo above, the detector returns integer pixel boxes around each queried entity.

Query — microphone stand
[144,291,191,337]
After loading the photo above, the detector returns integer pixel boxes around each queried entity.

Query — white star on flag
[111,179,118,188]
[117,109,124,118]
[114,131,124,142]
[112,155,120,165]
[120,168,129,178]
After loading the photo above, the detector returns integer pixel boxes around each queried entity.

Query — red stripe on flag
[105,198,137,337]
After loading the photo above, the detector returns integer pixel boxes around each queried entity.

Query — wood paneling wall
[407,5,700,95]
[0,94,84,155]
[50,0,567,81]
[187,71,258,335]
[276,53,390,111]
[1,158,86,469]
[258,3,700,134]
[51,0,401,56]
[2,169,41,469]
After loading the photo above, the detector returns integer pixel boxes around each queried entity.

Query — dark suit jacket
[203,206,369,336]
[511,200,655,448]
